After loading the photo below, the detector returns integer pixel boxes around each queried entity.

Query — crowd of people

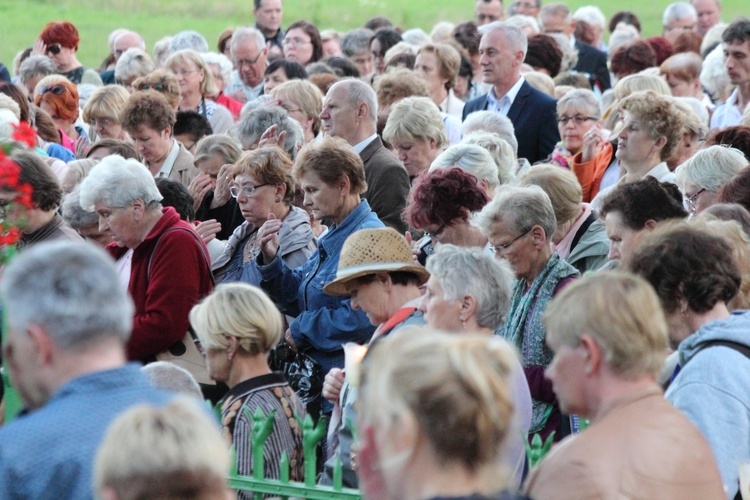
[0,0,750,497]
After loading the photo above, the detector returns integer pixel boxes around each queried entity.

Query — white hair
[503,15,540,36]
[663,2,697,27]
[431,143,502,191]
[675,145,748,193]
[473,184,557,243]
[230,27,266,59]
[573,6,606,30]
[608,24,640,60]
[0,240,134,350]
[115,48,155,82]
[401,28,431,47]
[168,30,209,54]
[201,52,233,86]
[79,155,163,211]
[480,21,529,56]
[431,22,456,43]
[700,22,728,56]
[461,132,516,185]
[141,362,203,398]
[230,105,304,159]
[461,111,518,155]
[701,43,731,103]
[675,97,709,138]
[425,244,515,330]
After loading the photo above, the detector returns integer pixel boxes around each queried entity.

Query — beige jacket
[524,387,725,500]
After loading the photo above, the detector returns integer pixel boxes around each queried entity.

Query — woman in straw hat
[319,227,429,488]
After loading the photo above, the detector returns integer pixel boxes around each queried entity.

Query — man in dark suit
[320,79,410,233]
[540,3,611,91]
[463,21,560,165]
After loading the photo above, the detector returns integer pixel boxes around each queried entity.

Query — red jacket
[215,92,243,120]
[108,207,214,360]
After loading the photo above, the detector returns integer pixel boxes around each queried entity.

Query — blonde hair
[461,132,516,186]
[82,85,130,123]
[165,49,218,96]
[270,79,324,136]
[417,43,461,90]
[543,271,669,379]
[523,71,555,97]
[519,164,582,226]
[189,283,283,354]
[93,398,230,499]
[360,327,516,475]
[619,90,685,161]
[382,96,448,148]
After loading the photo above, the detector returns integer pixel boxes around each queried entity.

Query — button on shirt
[486,76,525,116]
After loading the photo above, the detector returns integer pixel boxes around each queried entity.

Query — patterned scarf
[500,253,578,432]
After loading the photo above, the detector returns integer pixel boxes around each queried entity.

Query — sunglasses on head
[39,84,67,96]
[45,44,62,55]
[136,82,166,91]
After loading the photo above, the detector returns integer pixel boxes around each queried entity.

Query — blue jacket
[666,311,750,499]
[462,80,560,165]
[258,200,384,380]
[0,364,172,499]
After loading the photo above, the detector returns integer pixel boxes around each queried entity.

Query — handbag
[148,226,215,385]
[267,342,323,408]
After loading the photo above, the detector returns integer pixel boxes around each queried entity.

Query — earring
[275,196,281,203]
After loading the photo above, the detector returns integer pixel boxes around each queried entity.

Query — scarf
[500,253,578,432]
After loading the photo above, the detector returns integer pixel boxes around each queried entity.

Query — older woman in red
[35,21,102,86]
[34,79,85,153]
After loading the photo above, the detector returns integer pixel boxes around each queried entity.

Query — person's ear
[579,334,602,377]
[459,295,478,323]
[643,219,658,231]
[227,336,239,360]
[26,323,55,366]
[338,174,351,195]
[357,102,369,122]
[163,125,172,138]
[530,224,547,247]
[654,135,667,151]
[131,199,146,222]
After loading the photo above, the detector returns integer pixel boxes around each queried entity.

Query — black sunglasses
[39,84,67,96]
[45,44,62,55]
[136,82,166,91]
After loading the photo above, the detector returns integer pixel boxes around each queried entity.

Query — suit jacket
[573,40,611,91]
[359,137,410,234]
[463,80,560,165]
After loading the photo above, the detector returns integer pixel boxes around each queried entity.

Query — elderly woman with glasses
[82,85,131,142]
[418,244,532,489]
[165,49,234,135]
[675,145,747,215]
[78,155,213,369]
[34,21,102,86]
[474,184,579,442]
[548,89,604,170]
[120,90,198,187]
[33,79,86,153]
[212,146,317,285]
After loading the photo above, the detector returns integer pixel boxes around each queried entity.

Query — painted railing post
[526,431,556,469]
[302,414,327,487]
[2,246,23,422]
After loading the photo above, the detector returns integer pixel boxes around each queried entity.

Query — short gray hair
[480,21,528,57]
[557,88,601,119]
[461,111,518,155]
[674,98,709,140]
[79,155,163,211]
[473,184,557,243]
[141,362,203,398]
[229,106,304,160]
[0,240,134,350]
[168,30,209,54]
[504,15,540,36]
[115,48,155,82]
[340,28,375,56]
[461,132,516,185]
[62,188,100,231]
[382,96,448,147]
[573,6,606,30]
[201,52,233,86]
[431,143,503,190]
[331,78,378,125]
[663,2,697,27]
[18,55,57,85]
[230,27,266,58]
[675,145,747,193]
[425,244,515,330]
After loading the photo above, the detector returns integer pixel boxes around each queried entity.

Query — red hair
[40,21,80,50]
[34,80,79,122]
[403,167,489,229]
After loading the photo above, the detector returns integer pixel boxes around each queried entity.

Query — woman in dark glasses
[35,21,103,86]
[33,79,87,154]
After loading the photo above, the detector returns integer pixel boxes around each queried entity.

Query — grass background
[0,0,746,72]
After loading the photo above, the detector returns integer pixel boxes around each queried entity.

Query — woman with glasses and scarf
[34,21,102,86]
[212,146,317,286]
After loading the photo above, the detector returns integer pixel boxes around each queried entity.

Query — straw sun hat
[323,228,430,296]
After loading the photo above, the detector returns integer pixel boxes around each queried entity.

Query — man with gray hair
[0,241,172,498]
[463,21,559,164]
[230,105,304,159]
[340,28,375,78]
[662,2,698,43]
[100,30,146,84]
[320,79,410,233]
[226,27,268,103]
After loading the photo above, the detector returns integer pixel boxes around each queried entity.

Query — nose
[417,294,427,314]
[303,192,313,207]
[479,54,489,65]
[608,243,620,261]
[319,107,329,120]
[398,150,408,162]
[98,216,109,233]
[351,296,360,311]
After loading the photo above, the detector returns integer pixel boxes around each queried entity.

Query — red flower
[0,227,21,246]
[11,122,37,149]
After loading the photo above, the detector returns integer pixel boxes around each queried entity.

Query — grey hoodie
[666,311,750,499]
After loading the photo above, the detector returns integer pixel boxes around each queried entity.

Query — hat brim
[323,262,430,296]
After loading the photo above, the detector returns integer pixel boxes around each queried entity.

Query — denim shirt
[258,200,384,380]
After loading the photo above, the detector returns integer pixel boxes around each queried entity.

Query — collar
[488,76,525,108]
[221,372,288,402]
[646,162,671,180]
[352,134,378,154]
[156,139,181,179]
[319,200,372,253]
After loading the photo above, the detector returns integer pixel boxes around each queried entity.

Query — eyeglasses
[39,84,67,96]
[424,223,447,241]
[557,115,598,125]
[45,44,62,55]
[136,82,167,91]
[282,38,312,47]
[173,69,199,77]
[684,188,706,213]
[235,51,264,67]
[89,117,116,127]
[491,228,531,254]
[230,183,269,198]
